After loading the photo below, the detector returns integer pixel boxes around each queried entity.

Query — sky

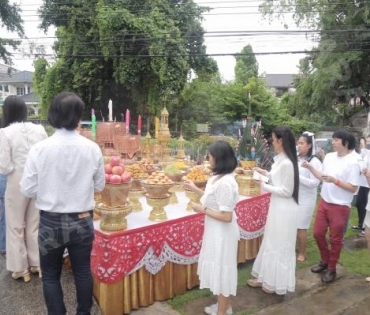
[5,0,316,81]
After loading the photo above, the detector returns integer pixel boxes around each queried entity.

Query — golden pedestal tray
[131,177,146,190]
[145,193,171,222]
[101,181,132,207]
[184,180,207,211]
[168,185,180,204]
[128,189,144,212]
[236,170,261,196]
[95,202,132,231]
[140,181,174,198]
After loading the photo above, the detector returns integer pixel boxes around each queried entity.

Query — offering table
[91,191,270,315]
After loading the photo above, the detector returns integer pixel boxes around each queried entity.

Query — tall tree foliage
[261,0,370,124]
[36,0,217,119]
[0,0,24,65]
[234,44,259,85]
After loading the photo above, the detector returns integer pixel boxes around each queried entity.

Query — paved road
[0,253,102,315]
[1,237,369,315]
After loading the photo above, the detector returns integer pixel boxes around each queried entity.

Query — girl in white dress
[247,125,299,295]
[297,132,322,262]
[183,140,239,315]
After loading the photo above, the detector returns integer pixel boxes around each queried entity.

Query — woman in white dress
[0,96,47,282]
[296,132,322,262]
[183,140,239,315]
[247,125,299,295]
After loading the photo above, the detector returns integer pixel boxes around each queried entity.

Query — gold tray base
[145,193,171,222]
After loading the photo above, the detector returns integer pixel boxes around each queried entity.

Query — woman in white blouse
[247,125,299,295]
[183,140,239,315]
[0,96,47,282]
[296,132,322,262]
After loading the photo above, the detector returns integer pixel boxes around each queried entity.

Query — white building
[0,64,41,116]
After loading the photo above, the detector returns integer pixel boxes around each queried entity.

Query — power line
[6,49,367,58]
[4,29,370,43]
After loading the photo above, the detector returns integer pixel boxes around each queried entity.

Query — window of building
[16,87,25,95]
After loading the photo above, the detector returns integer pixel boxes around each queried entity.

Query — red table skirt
[91,192,270,284]
[91,192,270,315]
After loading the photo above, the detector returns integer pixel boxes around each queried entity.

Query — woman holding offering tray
[183,140,239,315]
[247,125,299,295]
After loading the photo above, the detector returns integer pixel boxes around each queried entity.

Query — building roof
[0,70,34,84]
[263,74,297,89]
[0,93,41,107]
[19,92,41,103]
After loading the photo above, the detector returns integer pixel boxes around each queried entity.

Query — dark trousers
[355,186,369,228]
[313,199,350,270]
[39,211,94,315]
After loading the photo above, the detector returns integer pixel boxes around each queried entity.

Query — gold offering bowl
[94,202,132,231]
[128,189,144,212]
[145,193,171,222]
[131,177,146,190]
[165,172,185,183]
[140,181,174,198]
[240,160,257,169]
[236,170,261,197]
[168,188,178,204]
[94,192,102,202]
[101,181,132,207]
[184,180,207,211]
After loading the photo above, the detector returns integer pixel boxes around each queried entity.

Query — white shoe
[30,266,42,278]
[204,303,233,315]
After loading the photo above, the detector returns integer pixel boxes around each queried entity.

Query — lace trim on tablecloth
[129,243,200,275]
[91,193,271,284]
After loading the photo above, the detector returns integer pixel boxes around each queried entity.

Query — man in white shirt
[20,92,105,315]
[302,129,360,284]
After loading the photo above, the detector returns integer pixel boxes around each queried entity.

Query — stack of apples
[104,156,132,184]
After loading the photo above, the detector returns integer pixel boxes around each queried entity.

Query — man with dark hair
[303,129,360,284]
[20,92,105,315]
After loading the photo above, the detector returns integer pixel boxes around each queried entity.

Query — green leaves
[35,0,216,120]
[0,0,23,64]
[261,0,370,125]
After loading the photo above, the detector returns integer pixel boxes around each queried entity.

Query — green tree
[234,45,259,85]
[36,0,217,120]
[261,0,370,124]
[0,0,24,65]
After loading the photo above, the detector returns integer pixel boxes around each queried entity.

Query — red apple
[119,162,126,173]
[104,164,113,174]
[110,174,122,184]
[121,172,132,183]
[110,156,121,167]
[112,165,124,175]
[105,173,111,183]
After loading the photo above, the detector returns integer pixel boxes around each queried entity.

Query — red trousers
[313,199,350,270]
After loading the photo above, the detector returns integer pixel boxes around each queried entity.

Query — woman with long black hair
[247,125,299,295]
[0,95,47,281]
[296,132,322,262]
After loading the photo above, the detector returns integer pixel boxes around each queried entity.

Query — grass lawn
[168,199,370,314]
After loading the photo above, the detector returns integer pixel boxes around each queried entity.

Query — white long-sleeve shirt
[0,122,48,175]
[20,129,105,213]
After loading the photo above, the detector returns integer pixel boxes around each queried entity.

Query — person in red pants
[302,129,360,283]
